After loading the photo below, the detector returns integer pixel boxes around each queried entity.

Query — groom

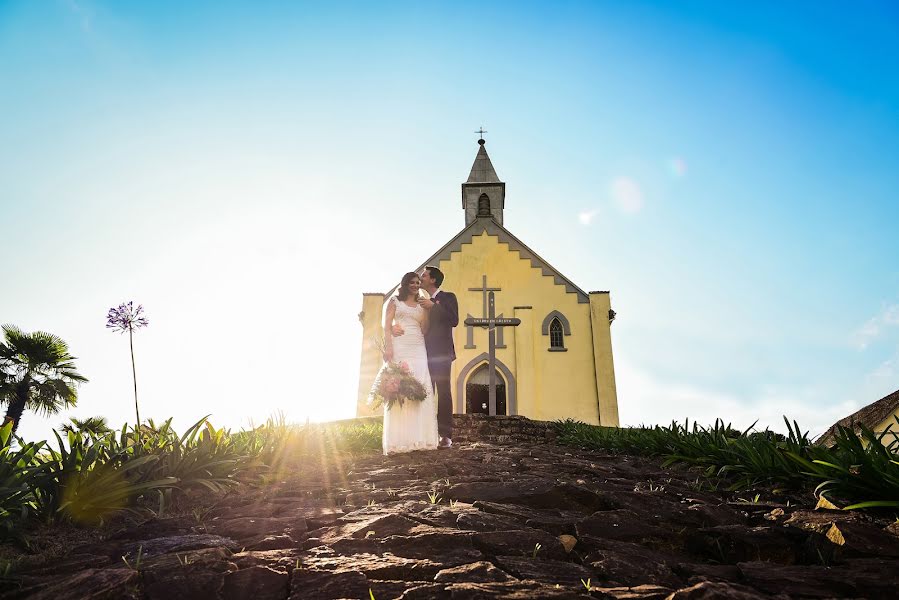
[419,266,459,448]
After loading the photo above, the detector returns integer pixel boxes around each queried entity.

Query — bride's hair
[397,272,421,301]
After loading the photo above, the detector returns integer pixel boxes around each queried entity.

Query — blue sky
[2,1,898,441]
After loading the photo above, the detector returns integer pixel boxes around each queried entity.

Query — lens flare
[667,157,687,178]
[611,177,643,213]
[578,210,599,225]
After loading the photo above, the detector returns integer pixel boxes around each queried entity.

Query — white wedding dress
[382,299,439,454]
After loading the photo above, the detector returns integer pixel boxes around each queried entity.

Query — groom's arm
[436,292,459,327]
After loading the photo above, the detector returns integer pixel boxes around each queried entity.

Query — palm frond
[0,326,87,431]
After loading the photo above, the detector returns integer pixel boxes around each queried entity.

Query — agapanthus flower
[106,301,149,333]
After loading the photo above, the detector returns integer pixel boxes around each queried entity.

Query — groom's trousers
[429,359,453,439]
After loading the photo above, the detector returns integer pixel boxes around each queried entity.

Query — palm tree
[60,416,111,437]
[0,325,88,436]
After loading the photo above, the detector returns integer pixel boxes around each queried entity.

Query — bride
[381,272,439,454]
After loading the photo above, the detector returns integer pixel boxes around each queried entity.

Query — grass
[8,409,896,550]
[0,416,383,543]
[121,544,144,572]
[555,416,899,510]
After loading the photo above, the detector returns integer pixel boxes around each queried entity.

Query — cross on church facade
[466,275,507,349]
[469,275,501,319]
[464,291,521,416]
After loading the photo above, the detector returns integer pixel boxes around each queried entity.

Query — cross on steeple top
[475,127,487,144]
[462,132,504,225]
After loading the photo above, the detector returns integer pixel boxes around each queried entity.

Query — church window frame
[549,318,565,350]
[541,309,571,352]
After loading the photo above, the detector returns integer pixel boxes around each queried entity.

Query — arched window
[549,318,564,349]
[541,310,571,352]
[477,193,491,216]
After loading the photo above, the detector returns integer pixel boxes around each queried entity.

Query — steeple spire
[462,137,505,226]
[466,139,501,184]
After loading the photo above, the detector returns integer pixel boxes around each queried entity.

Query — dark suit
[424,290,459,439]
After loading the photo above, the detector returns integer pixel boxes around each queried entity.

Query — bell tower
[462,137,505,226]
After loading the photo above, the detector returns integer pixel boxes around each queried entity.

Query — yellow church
[356,139,620,426]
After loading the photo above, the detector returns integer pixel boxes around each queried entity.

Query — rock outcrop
[3,426,899,599]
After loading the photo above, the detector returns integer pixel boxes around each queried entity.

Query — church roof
[385,217,590,304]
[816,387,899,446]
[466,141,502,184]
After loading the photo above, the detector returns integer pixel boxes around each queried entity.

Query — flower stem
[129,327,140,427]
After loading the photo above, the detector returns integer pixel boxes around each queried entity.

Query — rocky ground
[3,435,899,599]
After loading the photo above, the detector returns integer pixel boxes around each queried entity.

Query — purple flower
[106,301,149,333]
[106,301,149,427]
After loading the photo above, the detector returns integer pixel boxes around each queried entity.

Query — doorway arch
[466,363,507,415]
[455,353,517,415]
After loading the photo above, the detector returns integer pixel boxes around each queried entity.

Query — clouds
[615,303,899,437]
[858,303,899,382]
[852,303,899,350]
[615,354,859,438]
[869,352,899,379]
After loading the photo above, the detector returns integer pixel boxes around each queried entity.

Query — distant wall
[339,413,559,445]
[874,409,899,447]
[451,414,557,445]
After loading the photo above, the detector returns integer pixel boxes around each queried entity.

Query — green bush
[0,416,382,541]
[555,417,899,509]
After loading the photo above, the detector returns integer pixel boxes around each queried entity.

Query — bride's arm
[420,303,430,336]
[383,298,396,362]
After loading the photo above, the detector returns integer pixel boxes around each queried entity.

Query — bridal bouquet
[368,361,428,411]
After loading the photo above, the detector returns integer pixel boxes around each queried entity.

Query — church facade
[356,140,620,426]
